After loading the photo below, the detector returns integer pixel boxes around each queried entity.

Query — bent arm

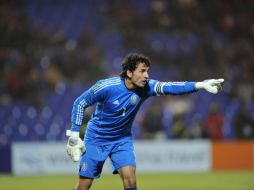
[71,90,93,132]
[71,81,105,131]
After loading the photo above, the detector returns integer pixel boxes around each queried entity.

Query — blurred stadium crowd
[0,0,254,146]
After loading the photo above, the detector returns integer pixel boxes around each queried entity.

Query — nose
[144,72,149,79]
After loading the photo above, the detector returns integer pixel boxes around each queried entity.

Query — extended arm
[155,81,197,95]
[153,78,224,95]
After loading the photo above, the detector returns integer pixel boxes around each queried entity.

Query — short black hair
[120,53,151,78]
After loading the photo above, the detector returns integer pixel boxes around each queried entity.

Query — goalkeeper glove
[195,78,224,94]
[66,129,85,162]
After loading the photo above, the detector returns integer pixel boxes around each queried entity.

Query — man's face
[127,62,149,88]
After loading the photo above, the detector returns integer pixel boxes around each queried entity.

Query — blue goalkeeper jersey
[71,76,197,145]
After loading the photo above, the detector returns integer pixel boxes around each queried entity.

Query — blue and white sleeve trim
[71,97,90,132]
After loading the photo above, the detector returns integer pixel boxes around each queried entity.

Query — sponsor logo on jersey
[113,100,119,105]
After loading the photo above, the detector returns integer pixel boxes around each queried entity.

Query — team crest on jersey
[81,162,87,172]
[130,95,138,105]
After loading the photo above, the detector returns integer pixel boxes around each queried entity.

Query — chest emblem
[130,95,138,105]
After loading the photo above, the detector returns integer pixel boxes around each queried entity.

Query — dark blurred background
[0,0,254,149]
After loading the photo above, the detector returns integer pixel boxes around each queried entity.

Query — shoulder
[139,79,161,97]
[148,79,159,85]
[135,79,158,97]
[92,77,121,94]
[100,76,121,83]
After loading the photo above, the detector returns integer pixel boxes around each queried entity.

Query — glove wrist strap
[195,82,204,89]
[66,130,80,138]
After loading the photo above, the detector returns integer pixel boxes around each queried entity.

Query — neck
[124,78,136,90]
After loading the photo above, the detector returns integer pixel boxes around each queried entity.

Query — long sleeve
[148,80,197,96]
[155,81,197,95]
[71,92,91,131]
[71,81,106,131]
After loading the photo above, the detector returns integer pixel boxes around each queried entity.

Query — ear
[127,70,133,78]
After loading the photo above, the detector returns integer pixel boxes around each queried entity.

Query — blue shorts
[78,141,136,178]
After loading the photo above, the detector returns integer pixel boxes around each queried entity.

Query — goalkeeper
[66,53,224,190]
